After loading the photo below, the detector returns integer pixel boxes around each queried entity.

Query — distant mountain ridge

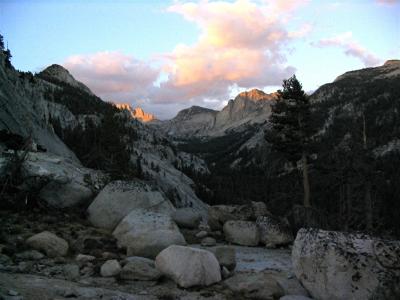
[156,88,278,137]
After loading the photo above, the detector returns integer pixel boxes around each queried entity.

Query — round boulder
[155,245,221,288]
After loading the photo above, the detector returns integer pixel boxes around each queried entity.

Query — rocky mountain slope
[156,89,277,138]
[0,51,209,216]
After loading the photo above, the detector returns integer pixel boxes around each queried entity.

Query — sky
[1,0,399,119]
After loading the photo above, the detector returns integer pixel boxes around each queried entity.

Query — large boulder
[39,181,93,208]
[292,228,400,300]
[171,208,201,229]
[26,231,68,258]
[224,272,284,300]
[155,245,221,288]
[87,180,175,230]
[256,216,293,248]
[16,152,105,208]
[113,209,186,258]
[223,220,260,246]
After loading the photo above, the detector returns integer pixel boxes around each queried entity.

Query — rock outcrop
[292,228,400,300]
[155,245,221,288]
[87,180,175,230]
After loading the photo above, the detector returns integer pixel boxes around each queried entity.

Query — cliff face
[115,104,156,122]
[0,53,79,162]
[156,89,277,138]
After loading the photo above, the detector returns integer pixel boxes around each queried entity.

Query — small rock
[201,237,216,247]
[221,266,230,279]
[8,289,19,296]
[16,250,44,260]
[120,257,161,281]
[76,254,96,262]
[26,231,68,258]
[196,231,208,238]
[100,259,121,277]
[101,252,119,260]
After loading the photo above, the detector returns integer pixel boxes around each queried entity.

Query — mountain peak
[383,59,400,67]
[39,64,93,95]
[115,103,156,122]
[236,89,278,102]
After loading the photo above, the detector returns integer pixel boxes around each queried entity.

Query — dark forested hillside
[180,61,400,237]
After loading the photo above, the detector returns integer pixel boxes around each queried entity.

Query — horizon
[1,0,399,119]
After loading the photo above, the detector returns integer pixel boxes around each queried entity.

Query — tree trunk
[346,183,352,231]
[365,181,373,231]
[302,152,311,207]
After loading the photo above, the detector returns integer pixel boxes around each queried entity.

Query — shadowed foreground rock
[223,220,260,246]
[292,228,400,300]
[155,245,221,288]
[26,231,69,258]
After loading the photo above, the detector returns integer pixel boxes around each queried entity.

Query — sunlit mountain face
[0,1,399,299]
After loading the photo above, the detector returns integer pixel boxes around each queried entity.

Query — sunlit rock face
[155,89,278,138]
[115,103,156,122]
[0,54,79,161]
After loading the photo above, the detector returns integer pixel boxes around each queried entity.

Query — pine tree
[0,34,4,50]
[266,75,314,207]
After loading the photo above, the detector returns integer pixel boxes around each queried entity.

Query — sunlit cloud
[312,32,381,66]
[63,0,312,119]
[64,51,160,101]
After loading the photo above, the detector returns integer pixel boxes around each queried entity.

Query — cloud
[376,0,399,5]
[155,0,307,102]
[313,32,381,66]
[63,51,160,101]
[63,0,311,119]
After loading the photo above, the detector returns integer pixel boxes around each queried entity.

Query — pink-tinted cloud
[63,0,311,119]
[376,0,399,5]
[313,32,381,66]
[156,0,307,102]
[64,51,160,101]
